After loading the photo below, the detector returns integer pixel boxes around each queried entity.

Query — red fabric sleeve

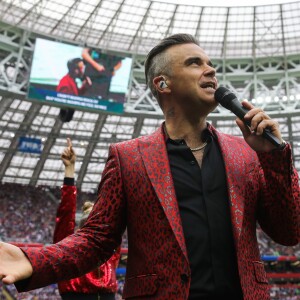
[53,185,77,243]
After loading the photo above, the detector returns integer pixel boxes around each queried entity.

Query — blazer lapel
[139,125,189,262]
[213,130,245,243]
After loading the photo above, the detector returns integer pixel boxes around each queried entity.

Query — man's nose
[204,65,216,77]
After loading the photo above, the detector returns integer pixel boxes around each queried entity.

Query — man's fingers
[61,149,70,159]
[256,119,279,136]
[2,274,15,285]
[236,118,251,138]
[62,139,76,165]
[248,111,270,131]
[67,138,75,157]
[241,100,255,110]
[67,138,72,149]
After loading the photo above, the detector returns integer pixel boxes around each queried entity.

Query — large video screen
[27,38,133,114]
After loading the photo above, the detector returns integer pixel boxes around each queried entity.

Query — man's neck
[164,119,207,147]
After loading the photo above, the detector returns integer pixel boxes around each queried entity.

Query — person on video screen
[57,58,91,96]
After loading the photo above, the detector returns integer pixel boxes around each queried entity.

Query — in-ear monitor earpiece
[159,80,168,89]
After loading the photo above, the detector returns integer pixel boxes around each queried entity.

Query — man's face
[165,43,218,112]
[75,61,85,76]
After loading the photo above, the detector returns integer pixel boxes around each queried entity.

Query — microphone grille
[214,86,236,109]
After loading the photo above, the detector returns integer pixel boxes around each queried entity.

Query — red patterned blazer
[17,123,300,300]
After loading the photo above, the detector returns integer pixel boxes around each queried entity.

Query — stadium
[0,0,299,299]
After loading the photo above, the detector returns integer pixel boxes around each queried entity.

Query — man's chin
[202,99,218,113]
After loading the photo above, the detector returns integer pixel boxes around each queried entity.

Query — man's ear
[153,76,170,93]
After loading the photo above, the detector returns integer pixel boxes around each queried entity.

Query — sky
[158,0,298,6]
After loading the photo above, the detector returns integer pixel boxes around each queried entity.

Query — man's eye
[190,59,200,65]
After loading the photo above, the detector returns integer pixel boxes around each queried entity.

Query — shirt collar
[162,122,215,144]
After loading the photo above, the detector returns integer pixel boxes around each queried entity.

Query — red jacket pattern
[53,184,120,294]
[56,74,86,96]
[17,124,300,300]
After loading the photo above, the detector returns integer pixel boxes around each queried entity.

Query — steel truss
[0,23,299,190]
[1,23,300,117]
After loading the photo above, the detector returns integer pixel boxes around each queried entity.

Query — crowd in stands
[257,227,300,257]
[1,182,298,256]
[0,182,299,299]
[270,285,300,299]
[1,282,60,300]
[0,183,56,244]
[0,282,126,300]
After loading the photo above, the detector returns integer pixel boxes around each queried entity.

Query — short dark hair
[67,57,83,74]
[144,34,199,100]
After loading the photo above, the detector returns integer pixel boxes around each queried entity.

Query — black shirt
[166,128,243,300]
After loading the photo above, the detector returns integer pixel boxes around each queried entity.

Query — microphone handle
[229,100,282,148]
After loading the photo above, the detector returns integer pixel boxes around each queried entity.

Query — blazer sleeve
[15,144,126,292]
[256,143,300,246]
[53,185,77,243]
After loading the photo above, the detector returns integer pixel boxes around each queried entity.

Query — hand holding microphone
[81,74,92,86]
[214,86,286,152]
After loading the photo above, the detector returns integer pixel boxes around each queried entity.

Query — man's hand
[0,242,33,284]
[83,76,92,86]
[94,64,105,72]
[236,100,284,152]
[61,138,76,177]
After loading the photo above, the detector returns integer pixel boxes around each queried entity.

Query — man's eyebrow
[184,57,214,67]
[184,56,202,65]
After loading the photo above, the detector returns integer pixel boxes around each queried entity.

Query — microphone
[214,86,282,148]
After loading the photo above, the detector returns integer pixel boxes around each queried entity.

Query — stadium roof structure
[0,0,300,192]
